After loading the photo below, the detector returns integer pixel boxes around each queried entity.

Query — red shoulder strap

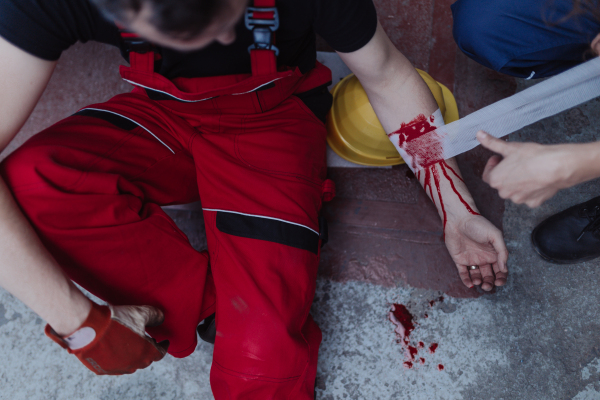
[247,0,279,76]
[116,23,155,74]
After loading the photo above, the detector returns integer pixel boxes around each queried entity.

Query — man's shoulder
[0,0,119,61]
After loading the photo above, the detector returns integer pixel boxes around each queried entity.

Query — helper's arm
[338,22,508,291]
[478,131,600,208]
[0,37,167,371]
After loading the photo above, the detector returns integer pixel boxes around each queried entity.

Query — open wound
[388,110,478,230]
[387,109,446,171]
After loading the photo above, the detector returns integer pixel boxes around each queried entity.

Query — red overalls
[0,1,334,397]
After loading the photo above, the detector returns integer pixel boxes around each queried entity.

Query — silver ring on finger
[467,265,479,270]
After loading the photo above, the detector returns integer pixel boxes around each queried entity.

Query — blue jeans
[452,0,600,78]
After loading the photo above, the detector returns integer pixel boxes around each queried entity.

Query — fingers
[477,131,511,155]
[478,264,495,291]
[489,228,509,273]
[110,305,165,337]
[492,263,508,287]
[482,155,502,184]
[456,264,474,288]
[468,266,483,286]
[142,306,165,328]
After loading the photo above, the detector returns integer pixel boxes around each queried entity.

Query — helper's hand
[45,302,168,375]
[444,214,508,291]
[477,131,572,208]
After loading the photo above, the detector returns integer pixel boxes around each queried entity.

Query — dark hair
[558,0,600,23]
[91,0,226,40]
[565,0,600,21]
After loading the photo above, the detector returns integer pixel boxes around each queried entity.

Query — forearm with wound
[0,177,90,336]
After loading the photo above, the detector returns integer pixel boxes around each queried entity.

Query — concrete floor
[2,2,600,399]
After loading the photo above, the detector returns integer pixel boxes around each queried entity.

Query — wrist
[563,142,600,187]
[48,290,92,337]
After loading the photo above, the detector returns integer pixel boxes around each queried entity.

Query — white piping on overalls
[81,107,175,154]
[122,76,286,101]
[202,208,319,235]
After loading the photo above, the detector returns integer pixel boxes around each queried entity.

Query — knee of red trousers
[210,314,322,400]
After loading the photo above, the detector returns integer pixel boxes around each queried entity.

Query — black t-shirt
[0,0,378,79]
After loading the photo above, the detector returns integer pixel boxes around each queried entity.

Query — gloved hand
[45,301,169,375]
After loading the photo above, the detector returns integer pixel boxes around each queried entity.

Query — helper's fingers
[479,264,495,291]
[489,229,509,273]
[476,131,511,155]
[456,265,474,288]
[482,155,502,184]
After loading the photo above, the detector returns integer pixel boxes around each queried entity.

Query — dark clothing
[0,0,377,79]
[452,0,600,78]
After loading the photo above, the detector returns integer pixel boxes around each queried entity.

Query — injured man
[0,0,507,398]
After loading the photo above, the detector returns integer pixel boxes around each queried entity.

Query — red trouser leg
[186,96,328,399]
[0,108,216,357]
[1,91,328,398]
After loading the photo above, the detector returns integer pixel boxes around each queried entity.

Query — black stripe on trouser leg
[74,109,138,131]
[216,212,319,255]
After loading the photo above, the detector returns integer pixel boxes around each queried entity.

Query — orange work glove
[45,301,168,375]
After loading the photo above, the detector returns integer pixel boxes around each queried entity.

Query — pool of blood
[390,303,442,369]
[390,304,415,343]
[408,346,418,360]
[429,343,438,354]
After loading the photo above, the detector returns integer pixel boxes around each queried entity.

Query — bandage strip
[431,57,600,168]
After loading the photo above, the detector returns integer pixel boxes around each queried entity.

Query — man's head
[92,0,249,51]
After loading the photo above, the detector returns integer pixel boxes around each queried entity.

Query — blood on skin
[391,113,480,229]
[388,113,442,171]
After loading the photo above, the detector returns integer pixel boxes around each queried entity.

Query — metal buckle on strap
[123,39,153,54]
[119,28,153,54]
[245,7,280,55]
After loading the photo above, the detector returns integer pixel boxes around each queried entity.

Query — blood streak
[429,343,438,354]
[439,162,479,216]
[391,113,481,229]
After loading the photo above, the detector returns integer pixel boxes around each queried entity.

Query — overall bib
[1,1,334,398]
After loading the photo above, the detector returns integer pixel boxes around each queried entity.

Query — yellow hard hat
[326,69,459,166]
